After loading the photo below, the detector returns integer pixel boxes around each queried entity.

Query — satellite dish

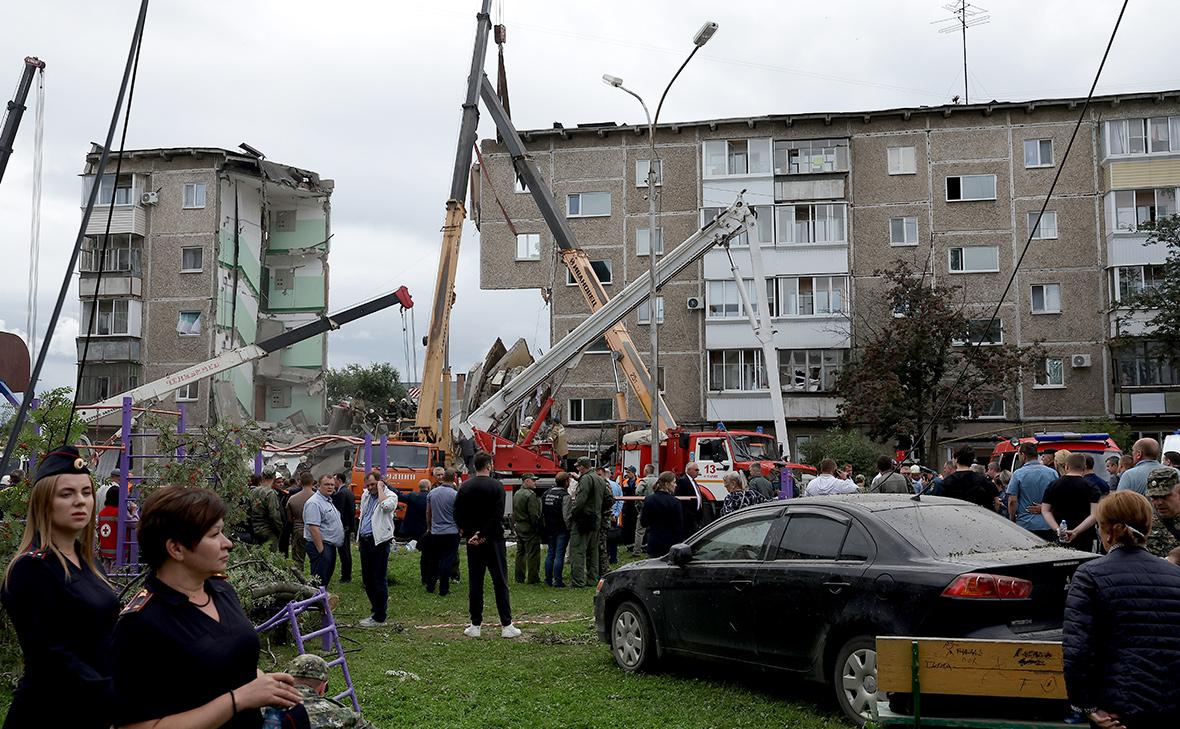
[0,333,31,394]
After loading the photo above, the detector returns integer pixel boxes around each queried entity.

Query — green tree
[326,362,410,417]
[837,262,1043,465]
[1075,417,1133,454]
[797,428,889,480]
[1115,216,1180,365]
[1,386,88,467]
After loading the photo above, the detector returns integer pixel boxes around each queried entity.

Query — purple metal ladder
[254,587,360,712]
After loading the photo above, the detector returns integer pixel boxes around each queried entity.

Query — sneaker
[358,617,383,628]
[501,623,522,639]
[463,624,482,638]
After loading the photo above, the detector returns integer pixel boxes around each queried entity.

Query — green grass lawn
[265,543,846,729]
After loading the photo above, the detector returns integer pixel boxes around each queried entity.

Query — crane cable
[26,66,45,363]
[66,11,148,441]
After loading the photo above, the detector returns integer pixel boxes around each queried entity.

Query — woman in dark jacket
[1063,490,1180,729]
[640,471,683,558]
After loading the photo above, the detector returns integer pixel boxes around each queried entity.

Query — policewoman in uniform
[113,485,302,728]
[1,445,120,729]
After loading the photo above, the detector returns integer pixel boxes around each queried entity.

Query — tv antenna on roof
[932,1,991,105]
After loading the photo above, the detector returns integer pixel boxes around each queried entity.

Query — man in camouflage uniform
[1146,467,1180,558]
[248,470,284,549]
[568,457,607,588]
[278,654,376,728]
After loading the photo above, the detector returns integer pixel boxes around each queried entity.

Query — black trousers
[424,533,460,596]
[467,538,512,627]
[338,529,353,581]
[357,534,391,622]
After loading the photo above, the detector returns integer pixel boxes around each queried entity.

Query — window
[774,203,847,244]
[887,146,916,175]
[1030,283,1062,314]
[1112,188,1176,231]
[889,216,919,246]
[962,397,1006,419]
[703,139,772,176]
[515,233,540,261]
[569,398,612,424]
[84,300,130,336]
[773,138,850,175]
[773,514,847,560]
[780,349,847,392]
[565,260,612,286]
[637,228,664,256]
[956,319,1003,346]
[946,174,997,201]
[567,330,612,354]
[80,234,138,273]
[708,349,767,391]
[176,382,199,402]
[1115,341,1180,388]
[1035,357,1065,388]
[513,174,529,194]
[180,247,203,272]
[1113,265,1167,303]
[691,516,775,561]
[1024,139,1054,168]
[177,311,202,336]
[775,276,846,316]
[1028,210,1058,239]
[1105,117,1180,157]
[183,183,206,209]
[656,366,666,394]
[840,522,874,561]
[566,192,610,217]
[635,159,663,187]
[637,297,664,325]
[85,174,134,206]
[949,246,999,273]
[706,279,777,319]
[701,205,774,247]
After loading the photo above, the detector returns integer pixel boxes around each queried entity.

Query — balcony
[707,391,841,422]
[76,338,141,363]
[84,205,146,237]
[79,276,142,298]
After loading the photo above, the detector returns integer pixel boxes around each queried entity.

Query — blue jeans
[545,531,569,586]
[306,540,338,588]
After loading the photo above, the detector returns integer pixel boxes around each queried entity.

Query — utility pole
[934,2,990,105]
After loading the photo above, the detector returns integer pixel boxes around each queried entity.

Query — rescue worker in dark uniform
[1,445,119,729]
[112,485,302,728]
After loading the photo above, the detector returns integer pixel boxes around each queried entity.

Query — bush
[798,428,889,480]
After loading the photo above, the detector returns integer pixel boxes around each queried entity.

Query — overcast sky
[0,0,1173,397]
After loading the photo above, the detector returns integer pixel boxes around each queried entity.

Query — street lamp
[604,21,717,475]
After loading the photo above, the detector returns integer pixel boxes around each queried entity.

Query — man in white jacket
[803,458,859,497]
[357,469,399,627]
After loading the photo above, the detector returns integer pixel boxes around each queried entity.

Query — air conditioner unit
[687,296,704,311]
[1071,354,1092,368]
[140,191,159,205]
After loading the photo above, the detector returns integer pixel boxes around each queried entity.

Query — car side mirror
[668,543,692,566]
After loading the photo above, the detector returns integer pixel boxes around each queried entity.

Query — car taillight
[941,573,1033,599]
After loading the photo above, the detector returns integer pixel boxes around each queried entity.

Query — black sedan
[593,495,1097,724]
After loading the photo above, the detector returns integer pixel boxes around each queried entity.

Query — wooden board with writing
[876,637,1066,700]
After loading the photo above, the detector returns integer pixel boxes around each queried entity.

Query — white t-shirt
[804,473,859,497]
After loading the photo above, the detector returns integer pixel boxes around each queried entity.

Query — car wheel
[832,635,879,725]
[610,600,656,672]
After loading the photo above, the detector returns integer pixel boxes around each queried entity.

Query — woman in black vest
[1,446,120,729]
[640,471,684,558]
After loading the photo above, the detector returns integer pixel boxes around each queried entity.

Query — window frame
[1034,356,1066,389]
[177,310,202,337]
[180,246,204,273]
[689,514,778,562]
[1030,283,1062,314]
[636,227,665,257]
[568,397,613,424]
[708,349,768,392]
[84,299,132,337]
[637,297,665,325]
[565,259,613,286]
[702,138,773,177]
[948,246,1000,274]
[889,216,919,246]
[887,146,917,175]
[635,159,663,187]
[1023,139,1054,168]
[175,382,199,402]
[565,191,611,218]
[945,174,998,202]
[954,318,1003,346]
[182,182,207,210]
[1028,210,1058,240]
[515,232,541,261]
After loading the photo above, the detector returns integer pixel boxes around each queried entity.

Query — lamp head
[602,74,624,88]
[693,21,718,47]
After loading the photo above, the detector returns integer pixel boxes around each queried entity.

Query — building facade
[77,145,332,430]
[475,90,1180,459]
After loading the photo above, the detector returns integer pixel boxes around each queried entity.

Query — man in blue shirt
[424,469,460,596]
[304,473,345,587]
[1119,438,1179,495]
[1006,442,1058,541]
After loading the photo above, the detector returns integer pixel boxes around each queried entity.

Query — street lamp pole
[604,22,716,477]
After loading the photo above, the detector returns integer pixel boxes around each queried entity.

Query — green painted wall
[282,333,323,369]
[266,274,325,311]
[269,217,327,252]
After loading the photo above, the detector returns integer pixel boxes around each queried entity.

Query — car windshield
[876,503,1047,559]
[386,444,430,469]
[730,435,778,461]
